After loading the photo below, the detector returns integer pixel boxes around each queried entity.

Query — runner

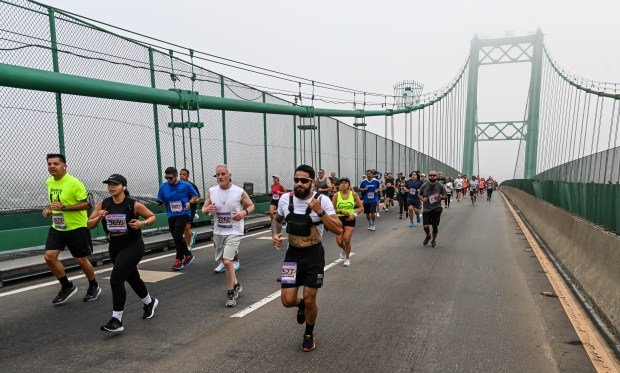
[454,174,464,202]
[157,167,200,270]
[437,172,446,207]
[372,169,382,216]
[179,168,201,251]
[328,171,340,198]
[462,174,469,197]
[383,172,396,211]
[87,174,158,332]
[269,175,286,220]
[42,153,100,305]
[359,170,381,231]
[332,177,363,267]
[405,171,423,228]
[397,174,408,219]
[271,164,342,351]
[486,176,496,201]
[444,177,453,208]
[315,169,332,197]
[469,175,478,205]
[478,176,486,196]
[203,165,255,307]
[419,170,447,248]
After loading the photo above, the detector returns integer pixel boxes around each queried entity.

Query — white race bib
[52,213,66,229]
[105,214,128,233]
[217,211,233,228]
[281,262,297,285]
[386,182,392,187]
[367,192,375,199]
[169,200,183,212]
[429,194,438,204]
[272,193,280,200]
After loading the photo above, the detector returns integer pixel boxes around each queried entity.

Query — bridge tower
[462,29,544,178]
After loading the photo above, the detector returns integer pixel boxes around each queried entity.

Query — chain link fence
[0,0,459,213]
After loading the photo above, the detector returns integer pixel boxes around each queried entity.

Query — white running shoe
[343,259,351,267]
[376,213,380,218]
[233,261,240,271]
[214,262,225,273]
[367,226,372,230]
[370,225,376,231]
[339,250,345,259]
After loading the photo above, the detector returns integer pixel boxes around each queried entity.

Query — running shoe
[100,317,124,333]
[431,240,437,248]
[226,291,236,307]
[370,225,376,231]
[143,298,159,319]
[399,214,402,219]
[423,235,431,246]
[343,259,351,267]
[214,262,225,273]
[234,261,240,271]
[376,213,380,218]
[408,221,414,228]
[297,299,305,324]
[83,284,101,302]
[191,231,197,247]
[367,226,372,230]
[416,214,421,223]
[172,259,184,271]
[182,253,195,267]
[52,284,77,305]
[339,250,345,259]
[301,334,316,352]
[233,283,242,299]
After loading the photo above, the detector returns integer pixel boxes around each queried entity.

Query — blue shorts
[407,198,421,209]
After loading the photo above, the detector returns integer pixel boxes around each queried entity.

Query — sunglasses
[429,175,437,177]
[165,176,176,180]
[294,177,312,184]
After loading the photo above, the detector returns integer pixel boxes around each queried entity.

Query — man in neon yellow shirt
[43,153,100,305]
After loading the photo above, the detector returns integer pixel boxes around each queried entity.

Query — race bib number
[367,192,375,199]
[429,194,438,204]
[281,262,297,285]
[169,200,183,212]
[409,189,417,195]
[386,182,392,187]
[105,214,128,233]
[217,211,233,229]
[52,213,66,229]
[272,193,280,200]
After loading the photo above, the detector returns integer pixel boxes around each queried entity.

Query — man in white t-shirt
[202,165,254,307]
[454,175,464,202]
[272,164,342,352]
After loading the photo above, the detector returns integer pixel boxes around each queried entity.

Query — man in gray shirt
[418,170,447,248]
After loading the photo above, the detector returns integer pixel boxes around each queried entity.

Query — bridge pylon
[462,29,544,178]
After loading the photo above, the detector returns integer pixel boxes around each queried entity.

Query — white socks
[112,310,123,321]
[142,294,152,305]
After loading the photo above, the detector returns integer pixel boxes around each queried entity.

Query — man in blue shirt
[157,166,200,270]
[358,169,381,231]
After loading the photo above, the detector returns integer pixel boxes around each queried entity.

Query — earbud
[123,187,126,191]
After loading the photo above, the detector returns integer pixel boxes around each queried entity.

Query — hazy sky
[45,0,620,181]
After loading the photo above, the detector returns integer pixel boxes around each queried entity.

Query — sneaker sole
[144,298,159,319]
[301,342,316,352]
[226,300,236,307]
[53,286,78,305]
[100,325,124,333]
[83,287,102,302]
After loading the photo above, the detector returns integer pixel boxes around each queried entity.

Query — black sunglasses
[165,176,175,180]
[294,177,312,184]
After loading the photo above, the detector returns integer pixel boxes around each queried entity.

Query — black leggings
[109,237,148,311]
[398,194,409,214]
[487,189,494,199]
[168,215,191,259]
[445,193,451,207]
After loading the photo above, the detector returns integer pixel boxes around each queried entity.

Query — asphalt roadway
[0,193,595,372]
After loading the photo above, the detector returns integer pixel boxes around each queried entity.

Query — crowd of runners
[40,152,498,351]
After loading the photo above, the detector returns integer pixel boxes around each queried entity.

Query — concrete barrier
[501,186,620,342]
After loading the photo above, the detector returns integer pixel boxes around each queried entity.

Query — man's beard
[294,185,312,199]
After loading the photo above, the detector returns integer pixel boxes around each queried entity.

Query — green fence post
[336,120,341,176]
[48,9,65,155]
[148,48,163,184]
[375,135,378,170]
[263,93,269,193]
[220,75,227,163]
[293,116,297,167]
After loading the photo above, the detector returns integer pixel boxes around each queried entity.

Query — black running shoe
[233,283,242,299]
[423,235,431,246]
[143,298,159,319]
[52,284,77,305]
[83,285,101,302]
[296,299,305,324]
[431,240,437,248]
[100,317,124,333]
[301,334,316,352]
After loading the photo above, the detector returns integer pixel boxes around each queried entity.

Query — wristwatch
[317,210,326,218]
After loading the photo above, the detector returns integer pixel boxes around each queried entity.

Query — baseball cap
[102,174,127,186]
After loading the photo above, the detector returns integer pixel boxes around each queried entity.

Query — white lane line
[0,229,273,298]
[230,252,356,318]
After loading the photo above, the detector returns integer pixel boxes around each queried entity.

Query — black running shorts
[363,203,377,214]
[281,243,325,289]
[45,227,93,258]
[422,209,442,227]
[339,216,356,228]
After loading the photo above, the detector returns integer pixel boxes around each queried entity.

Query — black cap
[164,166,178,175]
[340,177,351,184]
[102,174,127,186]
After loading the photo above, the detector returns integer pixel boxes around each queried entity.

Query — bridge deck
[0,195,594,372]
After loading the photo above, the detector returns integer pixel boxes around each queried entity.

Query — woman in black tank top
[87,174,159,333]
